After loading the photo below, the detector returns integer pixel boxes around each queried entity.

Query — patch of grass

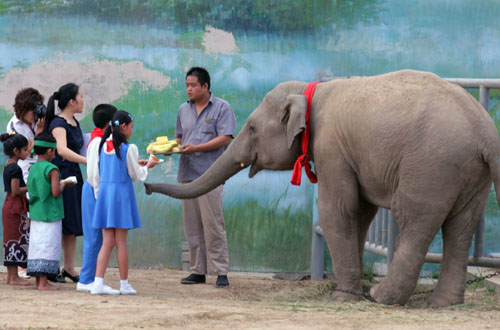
[363,262,376,282]
[225,192,313,272]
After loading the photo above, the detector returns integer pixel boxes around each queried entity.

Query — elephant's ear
[282,94,307,150]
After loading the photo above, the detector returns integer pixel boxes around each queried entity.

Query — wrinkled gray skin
[145,70,500,307]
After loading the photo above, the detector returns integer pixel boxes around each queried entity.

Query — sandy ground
[1,268,500,330]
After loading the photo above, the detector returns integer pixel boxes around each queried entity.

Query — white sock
[94,277,104,287]
[120,279,129,287]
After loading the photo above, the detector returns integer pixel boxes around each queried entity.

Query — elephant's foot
[331,290,364,302]
[369,282,409,306]
[426,291,464,308]
[144,183,153,195]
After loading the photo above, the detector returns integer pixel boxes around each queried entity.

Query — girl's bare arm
[10,178,27,196]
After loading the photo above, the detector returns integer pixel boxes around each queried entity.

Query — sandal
[62,268,80,283]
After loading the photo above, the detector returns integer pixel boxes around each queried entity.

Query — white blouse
[86,137,102,199]
[91,135,148,198]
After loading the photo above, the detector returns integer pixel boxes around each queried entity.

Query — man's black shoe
[181,273,206,284]
[216,275,229,288]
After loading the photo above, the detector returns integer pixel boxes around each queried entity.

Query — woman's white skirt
[27,220,62,276]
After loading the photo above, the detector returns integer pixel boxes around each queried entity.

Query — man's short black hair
[93,104,118,129]
[186,67,211,90]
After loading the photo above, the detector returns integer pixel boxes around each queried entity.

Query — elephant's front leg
[318,180,365,302]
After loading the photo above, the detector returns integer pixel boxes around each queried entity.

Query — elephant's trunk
[144,134,247,199]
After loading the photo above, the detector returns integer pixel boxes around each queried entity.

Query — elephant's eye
[249,123,255,133]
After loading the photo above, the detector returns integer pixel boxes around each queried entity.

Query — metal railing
[310,76,500,280]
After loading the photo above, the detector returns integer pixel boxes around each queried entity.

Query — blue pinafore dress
[92,143,141,230]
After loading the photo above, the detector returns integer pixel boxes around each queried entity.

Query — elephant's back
[317,69,493,151]
[312,70,498,206]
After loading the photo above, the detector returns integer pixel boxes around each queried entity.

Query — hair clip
[114,120,120,126]
[128,113,134,120]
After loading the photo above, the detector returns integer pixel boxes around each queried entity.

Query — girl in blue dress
[44,83,86,283]
[91,110,157,295]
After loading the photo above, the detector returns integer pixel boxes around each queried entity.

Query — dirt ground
[1,268,500,330]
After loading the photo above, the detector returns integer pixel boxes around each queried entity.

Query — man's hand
[138,159,148,166]
[180,144,198,155]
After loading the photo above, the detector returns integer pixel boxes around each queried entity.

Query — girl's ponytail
[43,92,58,133]
[98,110,133,160]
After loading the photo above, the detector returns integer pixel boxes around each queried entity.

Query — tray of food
[146,136,182,155]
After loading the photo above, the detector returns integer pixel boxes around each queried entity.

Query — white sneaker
[77,282,94,292]
[120,283,137,295]
[91,283,120,295]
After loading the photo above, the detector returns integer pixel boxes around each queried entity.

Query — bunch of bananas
[146,136,181,153]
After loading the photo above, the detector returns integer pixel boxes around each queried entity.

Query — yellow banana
[156,136,169,144]
[147,137,180,153]
[152,143,174,153]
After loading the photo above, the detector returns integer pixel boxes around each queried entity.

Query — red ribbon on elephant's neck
[291,82,319,186]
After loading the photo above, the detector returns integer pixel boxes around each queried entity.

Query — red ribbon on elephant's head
[291,82,320,185]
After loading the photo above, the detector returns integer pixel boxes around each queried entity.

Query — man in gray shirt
[175,67,236,287]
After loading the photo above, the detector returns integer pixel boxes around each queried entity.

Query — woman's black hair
[1,133,28,157]
[99,110,133,160]
[43,83,79,133]
[33,131,57,155]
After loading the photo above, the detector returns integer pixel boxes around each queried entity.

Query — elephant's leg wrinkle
[428,184,491,308]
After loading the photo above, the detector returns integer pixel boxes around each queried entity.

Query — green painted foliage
[1,0,382,34]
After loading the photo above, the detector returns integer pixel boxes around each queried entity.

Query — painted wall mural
[1,0,500,272]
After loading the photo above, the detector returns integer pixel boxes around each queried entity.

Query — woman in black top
[44,83,86,283]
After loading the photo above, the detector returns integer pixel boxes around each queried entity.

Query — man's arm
[181,135,231,155]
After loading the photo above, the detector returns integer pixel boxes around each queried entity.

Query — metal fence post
[382,208,388,246]
[387,211,399,264]
[311,185,325,280]
[473,86,490,259]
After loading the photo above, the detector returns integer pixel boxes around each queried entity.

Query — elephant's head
[145,81,309,199]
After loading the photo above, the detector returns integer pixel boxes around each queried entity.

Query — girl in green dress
[26,132,75,290]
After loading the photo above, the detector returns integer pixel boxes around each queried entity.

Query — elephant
[145,69,500,307]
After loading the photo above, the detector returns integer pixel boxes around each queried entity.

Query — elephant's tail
[484,145,500,207]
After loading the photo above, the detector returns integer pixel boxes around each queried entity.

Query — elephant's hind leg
[370,192,448,305]
[427,181,491,308]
